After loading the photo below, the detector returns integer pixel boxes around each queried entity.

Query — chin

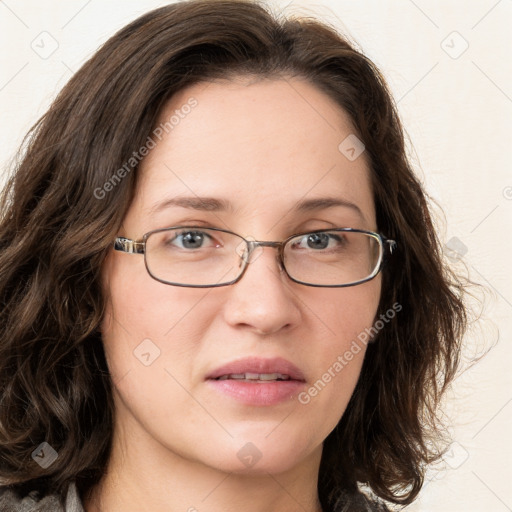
[201,436,316,476]
[214,455,304,476]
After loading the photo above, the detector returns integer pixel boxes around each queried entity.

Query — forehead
[132,77,375,230]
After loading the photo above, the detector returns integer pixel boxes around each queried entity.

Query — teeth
[216,373,291,381]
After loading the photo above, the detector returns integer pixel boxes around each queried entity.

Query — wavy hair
[0,0,467,508]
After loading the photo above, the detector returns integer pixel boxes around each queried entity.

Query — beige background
[1,1,511,510]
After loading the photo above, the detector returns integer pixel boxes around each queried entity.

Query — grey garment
[0,481,389,512]
[0,481,84,512]
[330,489,391,512]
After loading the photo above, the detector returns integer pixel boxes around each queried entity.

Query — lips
[206,356,306,382]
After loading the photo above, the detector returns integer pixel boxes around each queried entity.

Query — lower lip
[206,379,306,406]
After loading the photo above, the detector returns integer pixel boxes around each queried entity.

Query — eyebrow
[148,196,365,219]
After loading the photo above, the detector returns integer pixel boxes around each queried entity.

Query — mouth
[213,372,297,382]
[205,356,306,382]
[205,357,306,406]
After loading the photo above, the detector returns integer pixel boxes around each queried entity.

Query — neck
[83,411,324,512]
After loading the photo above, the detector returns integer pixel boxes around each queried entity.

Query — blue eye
[168,230,216,249]
[292,232,345,251]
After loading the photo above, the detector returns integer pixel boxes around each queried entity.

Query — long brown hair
[0,0,467,508]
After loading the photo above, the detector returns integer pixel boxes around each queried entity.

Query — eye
[291,231,345,251]
[167,230,219,250]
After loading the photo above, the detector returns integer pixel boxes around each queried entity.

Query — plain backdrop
[1,1,511,511]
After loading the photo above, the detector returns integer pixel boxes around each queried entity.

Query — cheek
[99,254,211,378]
[313,277,381,348]
[99,272,214,435]
[297,279,380,425]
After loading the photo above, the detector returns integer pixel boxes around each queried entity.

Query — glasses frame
[113,226,397,288]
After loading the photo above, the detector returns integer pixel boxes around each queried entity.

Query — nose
[221,245,302,335]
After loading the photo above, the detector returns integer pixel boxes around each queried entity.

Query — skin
[86,76,381,512]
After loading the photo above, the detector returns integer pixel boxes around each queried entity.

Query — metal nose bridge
[247,240,282,248]
[243,239,285,265]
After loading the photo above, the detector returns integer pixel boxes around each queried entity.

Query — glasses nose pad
[235,237,264,266]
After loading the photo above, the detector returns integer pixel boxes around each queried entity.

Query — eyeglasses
[113,226,396,288]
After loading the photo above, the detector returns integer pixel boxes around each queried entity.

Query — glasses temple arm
[114,237,145,254]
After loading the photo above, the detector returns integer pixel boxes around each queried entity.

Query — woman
[0,1,467,510]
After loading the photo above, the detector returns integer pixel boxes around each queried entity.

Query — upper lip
[206,356,306,381]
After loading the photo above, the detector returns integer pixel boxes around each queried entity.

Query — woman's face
[100,77,381,475]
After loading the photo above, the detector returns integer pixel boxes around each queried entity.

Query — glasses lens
[145,227,245,286]
[144,228,383,287]
[284,230,382,286]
